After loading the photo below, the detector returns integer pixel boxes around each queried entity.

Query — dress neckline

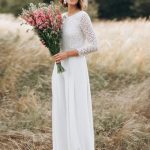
[66,10,83,18]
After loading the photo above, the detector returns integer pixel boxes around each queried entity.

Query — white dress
[51,10,98,150]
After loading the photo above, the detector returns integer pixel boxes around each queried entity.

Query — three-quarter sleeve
[76,12,98,56]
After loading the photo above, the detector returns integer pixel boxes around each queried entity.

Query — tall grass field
[0,14,150,150]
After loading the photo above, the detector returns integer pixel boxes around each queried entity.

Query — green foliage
[96,0,150,19]
[0,0,150,19]
[131,0,150,18]
[96,0,133,19]
[0,0,42,16]
[43,0,53,3]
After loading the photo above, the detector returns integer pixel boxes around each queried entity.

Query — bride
[51,0,98,149]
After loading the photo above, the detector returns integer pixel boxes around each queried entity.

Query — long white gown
[51,10,98,150]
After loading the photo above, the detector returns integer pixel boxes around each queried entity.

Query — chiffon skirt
[51,55,95,150]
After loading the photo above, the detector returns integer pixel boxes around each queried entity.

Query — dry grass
[89,18,150,75]
[0,14,150,150]
[93,78,150,150]
[0,14,50,92]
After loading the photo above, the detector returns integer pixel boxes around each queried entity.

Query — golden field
[0,14,150,150]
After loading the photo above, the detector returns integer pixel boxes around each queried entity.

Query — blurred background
[0,0,150,19]
[0,0,150,150]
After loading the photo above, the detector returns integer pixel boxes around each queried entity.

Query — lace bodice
[61,10,98,56]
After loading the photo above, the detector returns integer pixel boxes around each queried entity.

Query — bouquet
[20,2,65,73]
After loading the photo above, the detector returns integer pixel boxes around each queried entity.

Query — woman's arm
[62,13,98,58]
[53,12,98,62]
[75,12,98,56]
[66,50,79,57]
[52,50,78,63]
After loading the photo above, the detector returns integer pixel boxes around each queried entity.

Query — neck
[67,5,80,15]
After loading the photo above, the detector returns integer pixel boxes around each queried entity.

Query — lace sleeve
[76,12,98,56]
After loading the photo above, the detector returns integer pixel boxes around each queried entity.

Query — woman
[51,0,98,149]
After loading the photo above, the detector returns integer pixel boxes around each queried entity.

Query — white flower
[64,0,67,4]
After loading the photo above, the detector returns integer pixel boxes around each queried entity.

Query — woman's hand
[52,51,68,63]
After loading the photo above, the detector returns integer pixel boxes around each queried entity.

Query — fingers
[53,54,61,59]
[52,53,61,63]
[55,58,61,63]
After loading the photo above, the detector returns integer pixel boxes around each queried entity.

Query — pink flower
[33,9,48,28]
[20,3,63,30]
[21,13,36,26]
